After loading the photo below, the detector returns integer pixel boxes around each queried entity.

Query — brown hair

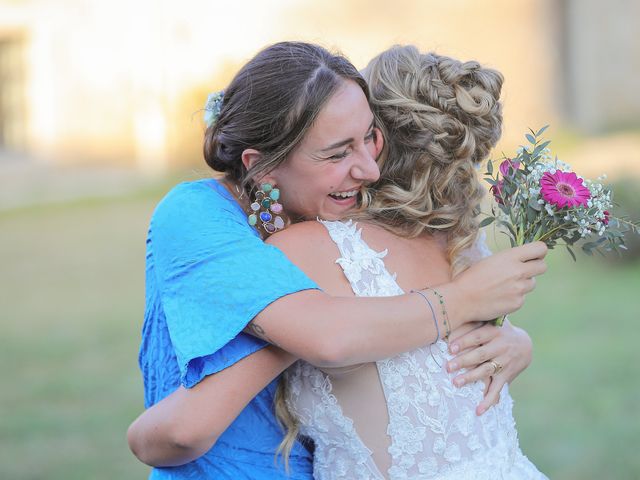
[207,42,370,471]
[204,41,369,196]
[359,45,504,274]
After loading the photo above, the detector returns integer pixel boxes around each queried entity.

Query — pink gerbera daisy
[540,171,591,208]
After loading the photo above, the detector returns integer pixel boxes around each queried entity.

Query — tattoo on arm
[248,322,280,347]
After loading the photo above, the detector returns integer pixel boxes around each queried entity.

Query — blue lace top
[138,179,318,479]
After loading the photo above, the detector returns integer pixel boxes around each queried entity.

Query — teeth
[330,190,359,198]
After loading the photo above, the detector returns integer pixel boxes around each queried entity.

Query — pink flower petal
[499,159,521,178]
[540,170,591,209]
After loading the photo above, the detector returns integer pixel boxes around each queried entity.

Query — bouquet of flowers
[482,126,639,325]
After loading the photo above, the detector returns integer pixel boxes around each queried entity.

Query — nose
[351,146,380,183]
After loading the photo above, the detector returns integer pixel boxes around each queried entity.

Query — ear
[241,148,262,172]
[241,148,277,186]
[373,127,385,159]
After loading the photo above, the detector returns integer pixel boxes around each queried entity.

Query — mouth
[328,188,360,202]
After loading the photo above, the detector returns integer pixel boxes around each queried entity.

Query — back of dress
[285,220,547,480]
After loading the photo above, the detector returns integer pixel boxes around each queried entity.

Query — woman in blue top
[129,42,547,479]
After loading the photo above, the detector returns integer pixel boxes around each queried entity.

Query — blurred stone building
[0,0,638,172]
[554,0,640,132]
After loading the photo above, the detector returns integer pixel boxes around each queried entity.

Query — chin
[320,209,350,221]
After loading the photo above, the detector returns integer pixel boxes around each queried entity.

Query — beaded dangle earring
[247,183,285,234]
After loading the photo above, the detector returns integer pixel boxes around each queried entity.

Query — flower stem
[536,224,566,243]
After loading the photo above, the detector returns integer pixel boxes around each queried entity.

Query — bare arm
[247,221,547,368]
[127,345,295,467]
[129,223,546,466]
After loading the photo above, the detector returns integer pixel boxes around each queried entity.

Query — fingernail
[450,343,459,354]
[448,362,458,372]
[454,377,465,387]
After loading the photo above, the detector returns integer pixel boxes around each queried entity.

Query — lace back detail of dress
[285,221,547,480]
[284,220,399,479]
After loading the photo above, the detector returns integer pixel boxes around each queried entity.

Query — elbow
[127,418,218,467]
[306,336,353,368]
[167,427,219,462]
[127,420,154,466]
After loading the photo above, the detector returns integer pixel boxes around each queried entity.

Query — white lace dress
[285,220,547,480]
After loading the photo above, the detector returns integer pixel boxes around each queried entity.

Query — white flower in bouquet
[481,126,639,325]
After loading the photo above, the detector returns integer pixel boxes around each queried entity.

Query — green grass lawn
[1,181,639,479]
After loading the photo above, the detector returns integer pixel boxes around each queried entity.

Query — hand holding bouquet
[482,126,639,325]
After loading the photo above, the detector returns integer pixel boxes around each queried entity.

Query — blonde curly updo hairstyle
[275,46,504,470]
[359,45,504,275]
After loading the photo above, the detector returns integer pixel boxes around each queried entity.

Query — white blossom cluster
[515,151,612,237]
[487,138,615,245]
[583,176,613,236]
[484,128,635,257]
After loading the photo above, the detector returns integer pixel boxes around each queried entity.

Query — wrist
[431,280,468,329]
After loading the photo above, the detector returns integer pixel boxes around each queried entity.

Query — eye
[364,129,376,143]
[327,149,351,161]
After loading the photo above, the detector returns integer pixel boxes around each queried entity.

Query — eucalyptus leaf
[582,245,594,256]
[533,140,551,156]
[536,125,550,137]
[479,216,495,228]
[528,197,542,211]
[498,220,518,239]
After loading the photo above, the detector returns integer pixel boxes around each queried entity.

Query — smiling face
[266,80,383,221]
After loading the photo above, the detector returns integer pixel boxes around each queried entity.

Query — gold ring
[488,360,503,376]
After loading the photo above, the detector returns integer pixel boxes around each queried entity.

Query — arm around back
[128,345,296,467]
[251,221,548,368]
[258,220,444,367]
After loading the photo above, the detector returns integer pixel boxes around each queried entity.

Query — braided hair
[358,45,504,275]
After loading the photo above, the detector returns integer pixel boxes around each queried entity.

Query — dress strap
[318,220,403,297]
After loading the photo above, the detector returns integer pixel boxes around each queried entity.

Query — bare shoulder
[266,221,340,279]
[266,221,334,253]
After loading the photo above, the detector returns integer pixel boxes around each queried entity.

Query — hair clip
[204,91,224,128]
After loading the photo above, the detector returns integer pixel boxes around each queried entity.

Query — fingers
[476,373,506,415]
[523,259,547,278]
[522,277,536,294]
[448,323,498,355]
[514,241,548,262]
[450,357,501,387]
[483,378,490,397]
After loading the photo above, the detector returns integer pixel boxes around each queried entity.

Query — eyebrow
[319,120,375,152]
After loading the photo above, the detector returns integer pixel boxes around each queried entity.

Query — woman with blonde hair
[127,42,546,479]
[270,45,548,479]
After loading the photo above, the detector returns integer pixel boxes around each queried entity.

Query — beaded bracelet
[424,287,451,341]
[410,289,440,344]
